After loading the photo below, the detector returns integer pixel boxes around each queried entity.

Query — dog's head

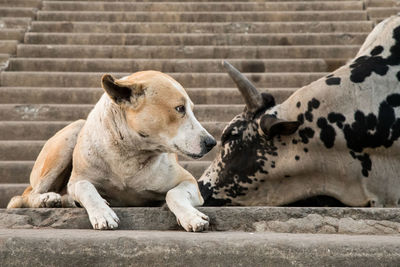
[101,71,216,159]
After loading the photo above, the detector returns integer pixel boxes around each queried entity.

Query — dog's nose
[203,136,217,153]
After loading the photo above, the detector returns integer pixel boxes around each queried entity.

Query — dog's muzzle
[201,136,217,154]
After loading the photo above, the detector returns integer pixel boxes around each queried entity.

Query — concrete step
[0,53,8,70]
[29,21,374,34]
[0,161,32,183]
[0,139,219,160]
[0,0,42,8]
[0,103,242,121]
[4,206,400,234]
[37,0,365,2]
[365,0,399,8]
[42,1,364,12]
[0,40,17,54]
[7,58,345,73]
[0,160,210,184]
[368,7,400,20]
[0,71,326,88]
[1,229,400,266]
[23,32,368,46]
[16,44,361,59]
[0,87,295,105]
[36,10,368,22]
[0,120,228,140]
[0,18,31,29]
[0,184,25,208]
[0,29,25,41]
[0,7,37,18]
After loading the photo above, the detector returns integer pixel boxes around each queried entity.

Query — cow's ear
[101,74,133,104]
[260,114,300,138]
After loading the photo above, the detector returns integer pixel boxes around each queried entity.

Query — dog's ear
[102,74,132,104]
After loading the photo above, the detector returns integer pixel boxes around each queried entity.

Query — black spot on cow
[338,93,400,177]
[304,148,309,153]
[295,155,300,161]
[284,175,291,178]
[292,139,298,144]
[387,94,400,107]
[328,112,346,129]
[326,77,341,86]
[198,182,231,206]
[297,114,304,125]
[370,45,384,56]
[310,98,320,109]
[296,102,301,108]
[298,127,315,144]
[397,71,400,81]
[242,61,265,73]
[317,117,336,148]
[305,111,313,122]
[349,26,400,83]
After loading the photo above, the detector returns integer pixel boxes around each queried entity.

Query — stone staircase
[0,0,381,208]
[2,0,400,265]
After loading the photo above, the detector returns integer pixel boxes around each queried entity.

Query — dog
[7,71,217,232]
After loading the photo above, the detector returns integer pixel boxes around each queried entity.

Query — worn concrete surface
[0,229,400,266]
[2,207,400,235]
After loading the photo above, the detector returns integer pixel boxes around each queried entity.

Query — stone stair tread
[368,7,400,19]
[0,29,25,41]
[0,160,210,183]
[0,86,296,104]
[1,228,400,266]
[4,206,400,234]
[365,0,399,8]
[0,139,218,161]
[0,40,18,54]
[0,7,37,18]
[0,18,32,29]
[40,0,365,2]
[29,21,373,34]
[0,103,241,122]
[23,32,368,46]
[0,121,227,141]
[42,1,364,12]
[16,44,361,59]
[36,10,367,22]
[0,71,327,87]
[0,0,42,8]
[7,57,344,73]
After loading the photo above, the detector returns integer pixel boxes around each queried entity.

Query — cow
[198,15,400,208]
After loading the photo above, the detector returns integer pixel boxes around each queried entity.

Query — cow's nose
[203,136,217,153]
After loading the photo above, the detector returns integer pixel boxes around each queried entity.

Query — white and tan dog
[7,71,216,232]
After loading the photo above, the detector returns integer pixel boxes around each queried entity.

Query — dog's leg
[68,180,119,230]
[166,179,209,232]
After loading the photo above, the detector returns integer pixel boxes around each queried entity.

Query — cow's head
[198,61,310,206]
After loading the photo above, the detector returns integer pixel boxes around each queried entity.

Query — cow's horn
[222,60,264,113]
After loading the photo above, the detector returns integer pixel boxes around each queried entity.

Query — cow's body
[198,15,400,207]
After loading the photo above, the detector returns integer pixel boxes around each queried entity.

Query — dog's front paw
[88,206,120,230]
[177,210,209,232]
[39,192,62,208]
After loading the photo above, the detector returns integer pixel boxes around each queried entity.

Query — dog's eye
[175,105,185,114]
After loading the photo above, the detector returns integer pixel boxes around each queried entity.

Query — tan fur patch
[119,71,190,139]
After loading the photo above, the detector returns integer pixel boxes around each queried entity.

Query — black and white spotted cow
[198,15,400,207]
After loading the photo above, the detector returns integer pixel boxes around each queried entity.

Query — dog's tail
[7,185,32,208]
